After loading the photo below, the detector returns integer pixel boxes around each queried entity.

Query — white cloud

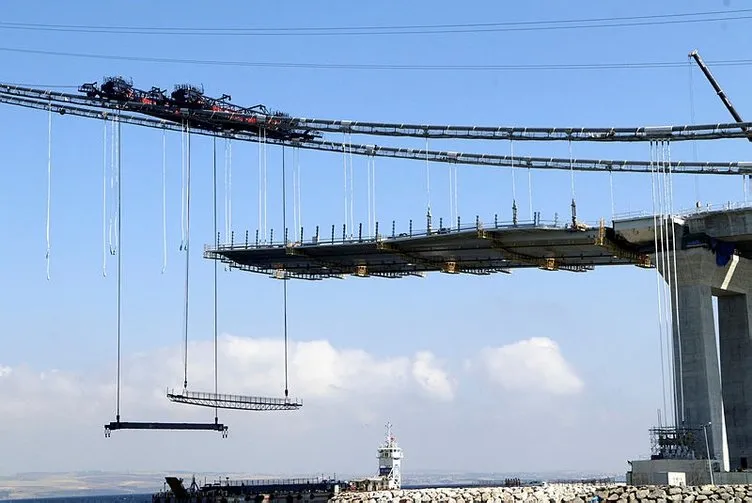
[478,337,584,395]
[0,365,10,377]
[411,351,455,401]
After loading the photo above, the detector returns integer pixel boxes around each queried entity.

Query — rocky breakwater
[331,484,752,503]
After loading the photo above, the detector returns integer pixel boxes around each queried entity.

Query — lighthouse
[377,422,404,490]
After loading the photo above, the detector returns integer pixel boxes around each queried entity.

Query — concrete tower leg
[668,248,752,472]
[671,282,725,464]
[718,293,752,471]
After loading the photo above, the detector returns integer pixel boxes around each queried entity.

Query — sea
[1,496,152,503]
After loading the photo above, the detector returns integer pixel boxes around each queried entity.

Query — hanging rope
[370,155,377,236]
[102,118,108,278]
[367,154,372,237]
[292,146,299,238]
[650,140,669,426]
[342,133,348,234]
[453,162,458,224]
[115,114,123,422]
[45,102,52,280]
[281,145,290,398]
[662,140,677,425]
[569,138,577,227]
[511,140,517,225]
[348,133,354,237]
[527,167,533,222]
[182,123,192,390]
[609,170,615,220]
[212,137,219,422]
[161,129,167,274]
[667,139,685,423]
[424,135,432,223]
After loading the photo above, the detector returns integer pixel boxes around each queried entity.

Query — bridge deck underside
[204,225,645,279]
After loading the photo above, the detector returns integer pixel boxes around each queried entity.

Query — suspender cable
[348,133,354,237]
[109,120,116,256]
[510,140,517,224]
[293,146,299,237]
[650,140,669,424]
[281,145,289,398]
[161,129,167,274]
[296,147,302,238]
[45,101,52,280]
[182,123,192,390]
[424,135,432,223]
[102,118,108,278]
[115,113,122,422]
[342,133,348,234]
[569,139,577,227]
[609,170,615,220]
[667,139,685,424]
[528,167,533,222]
[212,137,219,422]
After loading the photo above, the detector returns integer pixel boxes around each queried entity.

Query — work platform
[204,220,652,279]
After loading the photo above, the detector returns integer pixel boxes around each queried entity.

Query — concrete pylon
[662,248,752,471]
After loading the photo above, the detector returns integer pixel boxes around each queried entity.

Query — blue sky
[0,0,750,478]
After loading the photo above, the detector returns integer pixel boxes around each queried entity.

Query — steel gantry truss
[1,82,751,175]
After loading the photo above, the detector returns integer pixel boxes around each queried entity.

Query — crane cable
[179,120,186,251]
[424,135,432,227]
[258,129,263,241]
[161,129,167,274]
[371,154,377,236]
[45,101,51,280]
[182,122,192,390]
[657,140,675,425]
[609,170,615,220]
[688,55,700,207]
[281,145,290,398]
[108,119,117,256]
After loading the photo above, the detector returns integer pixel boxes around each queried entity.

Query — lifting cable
[263,128,268,242]
[281,145,290,397]
[115,113,123,422]
[296,146,302,239]
[182,122,192,391]
[292,146,299,239]
[212,137,219,422]
[366,150,372,236]
[223,136,232,265]
[45,101,52,280]
[102,118,108,278]
[161,129,167,274]
[108,119,117,256]
[650,139,669,426]
[258,129,264,241]
[179,120,186,251]
[510,139,517,225]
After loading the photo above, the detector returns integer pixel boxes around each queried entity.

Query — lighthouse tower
[377,422,404,490]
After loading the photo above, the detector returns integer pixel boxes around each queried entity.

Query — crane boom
[689,49,752,142]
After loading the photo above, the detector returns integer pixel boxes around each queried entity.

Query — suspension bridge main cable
[2,93,752,176]
[5,83,752,143]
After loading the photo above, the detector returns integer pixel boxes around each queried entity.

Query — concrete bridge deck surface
[204,207,752,279]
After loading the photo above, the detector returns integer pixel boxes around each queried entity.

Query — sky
[0,0,751,479]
